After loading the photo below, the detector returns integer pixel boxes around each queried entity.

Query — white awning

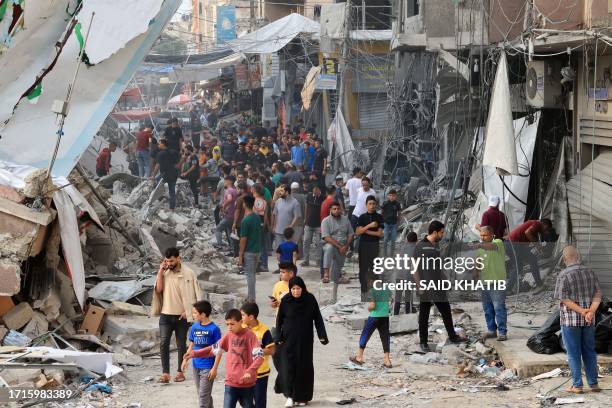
[228,13,319,54]
[200,52,245,69]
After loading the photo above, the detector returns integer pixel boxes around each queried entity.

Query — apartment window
[398,0,419,33]
[314,5,321,18]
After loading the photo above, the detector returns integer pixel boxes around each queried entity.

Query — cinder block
[2,302,33,330]
[389,313,418,334]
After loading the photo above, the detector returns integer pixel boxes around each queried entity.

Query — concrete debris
[2,301,34,330]
[207,293,243,314]
[112,348,143,366]
[107,301,148,316]
[102,315,158,353]
[554,396,585,405]
[389,313,418,334]
[21,311,49,338]
[409,352,448,364]
[88,280,150,302]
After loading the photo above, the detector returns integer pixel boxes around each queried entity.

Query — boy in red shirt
[183,309,263,408]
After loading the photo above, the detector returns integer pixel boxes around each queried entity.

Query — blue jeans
[561,325,598,388]
[224,385,254,408]
[254,376,268,408]
[136,150,151,177]
[383,223,397,257]
[165,178,177,209]
[481,289,507,335]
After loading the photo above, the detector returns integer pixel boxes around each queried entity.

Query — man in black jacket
[414,220,467,352]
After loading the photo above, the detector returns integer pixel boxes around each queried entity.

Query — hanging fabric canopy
[228,13,319,54]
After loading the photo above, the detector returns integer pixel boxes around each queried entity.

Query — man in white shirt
[345,167,363,218]
[352,176,376,220]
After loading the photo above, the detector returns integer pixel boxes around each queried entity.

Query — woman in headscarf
[274,276,328,407]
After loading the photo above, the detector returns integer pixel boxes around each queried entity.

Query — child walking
[241,302,275,408]
[350,281,392,368]
[187,300,223,408]
[276,227,299,272]
[183,309,264,408]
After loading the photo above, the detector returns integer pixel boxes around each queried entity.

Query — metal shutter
[358,92,390,130]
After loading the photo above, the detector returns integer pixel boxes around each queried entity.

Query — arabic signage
[216,5,236,45]
[315,74,337,90]
[352,56,393,93]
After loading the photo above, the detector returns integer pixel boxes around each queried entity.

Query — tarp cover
[0,0,180,177]
[228,13,319,54]
[482,112,540,229]
[482,51,518,176]
[78,0,165,64]
[327,109,355,170]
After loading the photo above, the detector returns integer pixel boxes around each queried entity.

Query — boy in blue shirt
[276,227,299,271]
[188,300,223,408]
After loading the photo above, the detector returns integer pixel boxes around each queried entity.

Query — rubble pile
[0,170,241,403]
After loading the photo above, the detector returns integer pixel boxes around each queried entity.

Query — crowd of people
[99,108,603,404]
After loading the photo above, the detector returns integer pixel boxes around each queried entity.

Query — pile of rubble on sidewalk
[0,165,245,405]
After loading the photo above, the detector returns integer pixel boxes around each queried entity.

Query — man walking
[356,195,384,300]
[291,182,306,259]
[415,221,467,352]
[215,175,238,248]
[321,202,354,303]
[472,226,508,341]
[164,118,183,155]
[238,195,262,302]
[271,184,302,253]
[554,246,602,394]
[151,139,179,210]
[302,185,324,267]
[152,247,202,383]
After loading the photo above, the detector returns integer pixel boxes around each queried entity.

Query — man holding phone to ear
[152,247,202,384]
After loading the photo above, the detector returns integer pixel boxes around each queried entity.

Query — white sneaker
[284,398,294,407]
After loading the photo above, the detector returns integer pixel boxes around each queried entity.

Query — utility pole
[362,0,366,30]
[250,0,256,31]
[337,0,351,115]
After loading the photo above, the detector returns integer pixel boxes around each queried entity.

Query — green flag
[26,83,42,104]
[74,21,91,65]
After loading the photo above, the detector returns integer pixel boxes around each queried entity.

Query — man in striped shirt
[554,246,602,394]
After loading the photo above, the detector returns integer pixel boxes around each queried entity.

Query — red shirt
[135,130,151,151]
[96,148,112,172]
[320,196,334,221]
[508,220,542,243]
[480,207,507,239]
[193,329,263,388]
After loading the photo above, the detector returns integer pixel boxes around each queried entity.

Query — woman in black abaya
[275,276,328,407]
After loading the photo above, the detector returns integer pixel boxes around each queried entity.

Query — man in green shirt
[474,225,508,341]
[350,281,392,368]
[239,195,262,302]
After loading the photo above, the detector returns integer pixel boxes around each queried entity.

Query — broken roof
[0,0,181,177]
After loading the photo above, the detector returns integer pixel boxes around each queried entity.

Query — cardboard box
[80,305,106,335]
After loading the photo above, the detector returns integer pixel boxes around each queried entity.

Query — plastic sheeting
[482,112,540,229]
[228,13,319,54]
[78,0,165,64]
[482,51,518,176]
[327,109,355,170]
[53,190,86,309]
[0,0,181,177]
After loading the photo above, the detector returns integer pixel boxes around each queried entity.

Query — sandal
[158,374,170,384]
[383,362,393,369]
[174,372,185,382]
[349,356,363,365]
[566,386,583,394]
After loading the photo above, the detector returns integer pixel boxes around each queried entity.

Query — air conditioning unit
[526,60,563,108]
